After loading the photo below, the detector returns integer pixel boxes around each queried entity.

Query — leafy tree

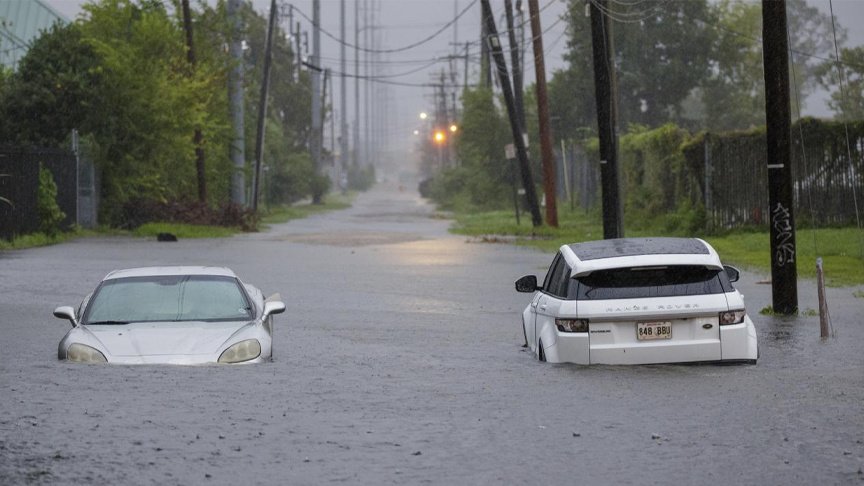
[700,0,845,131]
[0,22,102,145]
[552,0,714,134]
[815,46,864,120]
[37,164,65,236]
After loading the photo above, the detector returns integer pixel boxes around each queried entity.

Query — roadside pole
[506,144,521,225]
[227,0,245,206]
[529,0,558,227]
[181,0,207,203]
[762,0,798,314]
[588,0,623,239]
[481,0,542,227]
[252,0,277,212]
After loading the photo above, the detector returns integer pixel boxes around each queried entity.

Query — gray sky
[46,0,864,152]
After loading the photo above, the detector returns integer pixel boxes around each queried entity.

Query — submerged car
[55,266,285,365]
[516,238,758,365]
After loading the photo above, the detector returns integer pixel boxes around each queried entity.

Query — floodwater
[1,184,862,484]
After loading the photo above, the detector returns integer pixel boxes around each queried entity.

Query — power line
[292,0,479,54]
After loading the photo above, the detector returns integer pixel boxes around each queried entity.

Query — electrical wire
[828,0,864,263]
[291,0,478,54]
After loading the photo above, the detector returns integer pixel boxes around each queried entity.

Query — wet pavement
[1,183,863,485]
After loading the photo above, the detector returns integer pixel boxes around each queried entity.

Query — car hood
[84,320,253,357]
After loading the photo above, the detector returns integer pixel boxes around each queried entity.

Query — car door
[535,254,567,354]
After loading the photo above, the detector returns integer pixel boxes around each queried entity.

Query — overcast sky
[46,0,864,153]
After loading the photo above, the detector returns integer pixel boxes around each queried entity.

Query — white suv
[516,237,758,365]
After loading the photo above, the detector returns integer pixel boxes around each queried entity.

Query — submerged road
[1,184,862,484]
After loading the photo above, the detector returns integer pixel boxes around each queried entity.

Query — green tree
[553,0,714,134]
[815,46,864,120]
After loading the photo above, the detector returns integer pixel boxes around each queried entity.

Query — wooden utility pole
[528,0,558,227]
[762,0,798,314]
[481,0,542,227]
[479,8,491,88]
[226,0,245,206]
[589,0,623,239]
[181,0,207,202]
[504,0,525,127]
[310,0,322,178]
[251,0,277,212]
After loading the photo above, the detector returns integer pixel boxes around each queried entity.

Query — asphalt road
[1,184,862,485]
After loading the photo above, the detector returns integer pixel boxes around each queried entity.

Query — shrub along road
[1,183,862,484]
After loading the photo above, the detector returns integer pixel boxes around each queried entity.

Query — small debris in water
[412,451,422,456]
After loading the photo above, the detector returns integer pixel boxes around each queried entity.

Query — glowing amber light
[434,131,446,143]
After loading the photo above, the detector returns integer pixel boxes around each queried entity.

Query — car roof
[103,266,238,281]
[560,238,724,276]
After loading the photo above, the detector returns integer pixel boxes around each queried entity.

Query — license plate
[636,321,672,340]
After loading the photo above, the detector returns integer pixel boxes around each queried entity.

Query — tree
[553,0,714,134]
[815,46,864,120]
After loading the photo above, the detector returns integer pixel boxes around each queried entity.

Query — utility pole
[252,0,277,212]
[181,0,207,202]
[364,0,370,168]
[339,0,348,174]
[762,0,798,314]
[589,0,623,239]
[227,0,245,206]
[479,9,490,88]
[481,0,542,227]
[310,0,322,183]
[504,0,525,127]
[529,0,558,227]
[354,0,361,167]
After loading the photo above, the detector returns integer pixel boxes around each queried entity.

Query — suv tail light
[556,319,589,333]
[719,310,746,325]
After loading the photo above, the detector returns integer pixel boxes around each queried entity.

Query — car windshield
[84,275,253,324]
[573,265,725,300]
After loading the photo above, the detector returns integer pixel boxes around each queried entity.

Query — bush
[119,198,257,231]
[37,164,65,236]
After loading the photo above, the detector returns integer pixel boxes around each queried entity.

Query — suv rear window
[572,265,728,300]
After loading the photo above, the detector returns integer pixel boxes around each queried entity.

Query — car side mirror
[263,301,286,318]
[724,265,740,283]
[515,275,539,293]
[54,306,78,328]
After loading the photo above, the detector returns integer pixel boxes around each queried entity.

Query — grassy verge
[260,192,354,226]
[0,230,82,250]
[1,192,356,250]
[451,208,864,287]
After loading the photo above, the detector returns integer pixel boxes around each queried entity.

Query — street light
[419,112,428,120]
[449,124,458,133]
[413,129,420,135]
[433,130,446,143]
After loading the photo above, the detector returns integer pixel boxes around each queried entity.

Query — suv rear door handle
[539,304,547,311]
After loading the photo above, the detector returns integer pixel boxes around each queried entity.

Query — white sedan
[55,266,285,365]
[516,237,758,365]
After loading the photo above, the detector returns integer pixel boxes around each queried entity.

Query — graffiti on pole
[771,202,795,266]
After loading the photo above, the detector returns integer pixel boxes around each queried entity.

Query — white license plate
[636,321,672,340]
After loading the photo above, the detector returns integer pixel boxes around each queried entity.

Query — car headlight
[218,339,261,364]
[719,310,746,325]
[67,343,107,363]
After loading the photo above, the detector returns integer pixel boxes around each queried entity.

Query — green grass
[451,207,864,287]
[1,192,356,250]
[133,222,239,239]
[0,231,77,250]
[260,192,354,225]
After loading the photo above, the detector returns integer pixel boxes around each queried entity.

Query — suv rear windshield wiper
[86,320,130,325]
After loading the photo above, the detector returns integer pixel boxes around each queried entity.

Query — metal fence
[684,120,864,229]
[0,146,78,240]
